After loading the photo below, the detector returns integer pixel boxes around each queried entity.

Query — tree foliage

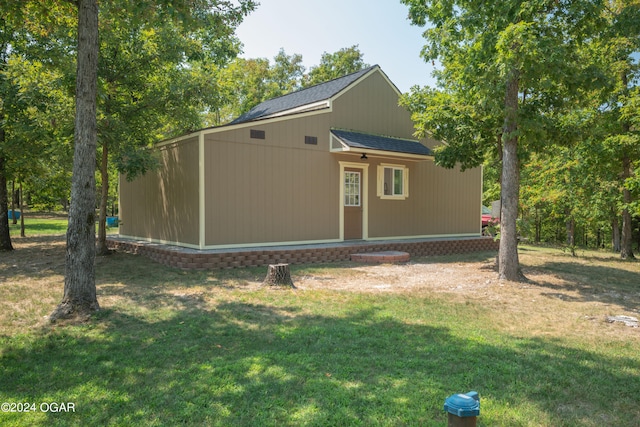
[0,0,76,250]
[211,46,367,125]
[304,45,369,87]
[91,1,257,253]
[19,0,257,320]
[513,1,640,256]
[213,57,282,123]
[399,0,628,279]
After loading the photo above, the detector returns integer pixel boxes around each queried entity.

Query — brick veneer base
[107,236,499,270]
[351,251,411,264]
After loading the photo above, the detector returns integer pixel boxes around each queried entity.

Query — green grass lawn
[1,237,639,426]
[8,214,118,238]
[9,217,68,237]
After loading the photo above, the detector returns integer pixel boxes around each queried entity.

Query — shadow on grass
[1,291,639,426]
[1,243,639,425]
[526,260,640,313]
[0,236,66,282]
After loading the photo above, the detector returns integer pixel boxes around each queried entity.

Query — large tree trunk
[0,148,13,251]
[498,68,523,281]
[97,140,109,255]
[51,0,100,321]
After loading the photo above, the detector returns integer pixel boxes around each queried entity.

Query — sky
[234,0,437,93]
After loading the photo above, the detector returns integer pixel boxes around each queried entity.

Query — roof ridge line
[263,64,379,103]
[230,65,380,125]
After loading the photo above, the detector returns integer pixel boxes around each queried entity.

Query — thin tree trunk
[566,215,576,257]
[51,0,100,321]
[620,153,634,259]
[619,69,634,259]
[11,180,17,225]
[637,218,640,253]
[19,181,24,237]
[612,214,621,252]
[535,206,542,243]
[498,67,523,281]
[584,227,587,248]
[0,149,13,251]
[97,140,109,255]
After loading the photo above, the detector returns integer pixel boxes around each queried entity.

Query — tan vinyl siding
[119,137,200,245]
[328,70,479,238]
[203,130,339,246]
[199,69,481,245]
[331,71,417,139]
[367,160,481,238]
[215,116,332,151]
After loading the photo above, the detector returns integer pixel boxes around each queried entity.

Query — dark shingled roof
[230,65,378,125]
[331,129,433,157]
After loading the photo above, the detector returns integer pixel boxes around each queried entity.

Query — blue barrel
[106,217,119,227]
[444,391,480,419]
[8,210,21,220]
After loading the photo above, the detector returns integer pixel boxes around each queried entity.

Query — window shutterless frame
[377,164,409,200]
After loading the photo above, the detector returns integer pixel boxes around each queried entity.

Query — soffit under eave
[331,144,433,162]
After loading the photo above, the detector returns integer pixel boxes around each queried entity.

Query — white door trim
[339,161,369,241]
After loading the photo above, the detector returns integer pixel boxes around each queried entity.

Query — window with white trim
[377,164,408,199]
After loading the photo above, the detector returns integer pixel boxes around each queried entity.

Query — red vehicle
[482,206,493,227]
[482,206,499,235]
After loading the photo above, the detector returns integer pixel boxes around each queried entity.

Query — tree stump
[263,263,295,288]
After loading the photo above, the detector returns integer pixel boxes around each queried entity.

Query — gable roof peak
[230,64,380,125]
[293,64,379,96]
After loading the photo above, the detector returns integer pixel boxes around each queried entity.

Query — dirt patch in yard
[2,236,639,340]
[294,252,640,340]
[298,260,499,295]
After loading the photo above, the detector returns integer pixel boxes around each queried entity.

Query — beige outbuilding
[118,65,483,250]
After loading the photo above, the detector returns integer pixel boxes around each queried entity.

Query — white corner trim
[199,132,205,249]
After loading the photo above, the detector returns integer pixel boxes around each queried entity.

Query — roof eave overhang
[330,144,433,161]
[258,100,331,121]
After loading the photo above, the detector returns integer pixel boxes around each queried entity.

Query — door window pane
[344,171,361,206]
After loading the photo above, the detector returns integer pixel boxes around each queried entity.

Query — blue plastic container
[106,217,119,227]
[8,210,20,220]
[444,391,480,417]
